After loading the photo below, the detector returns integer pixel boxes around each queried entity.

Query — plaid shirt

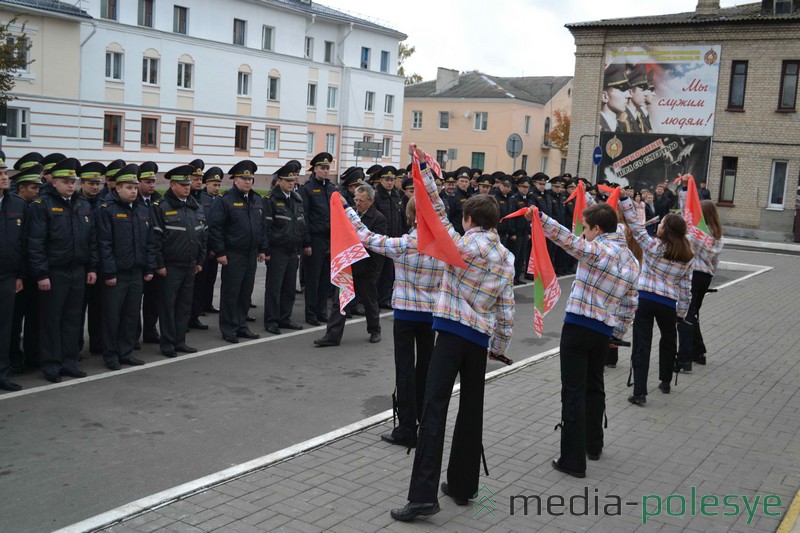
[688,232,723,275]
[621,197,692,318]
[541,214,639,339]
[344,205,442,313]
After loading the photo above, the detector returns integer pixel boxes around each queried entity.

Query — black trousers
[39,265,86,375]
[304,234,331,322]
[0,273,16,382]
[606,347,618,365]
[190,255,216,321]
[677,271,713,364]
[377,258,395,307]
[513,235,530,281]
[631,298,677,397]
[390,318,434,442]
[556,323,608,474]
[324,272,380,343]
[9,277,39,369]
[158,265,195,352]
[79,280,103,353]
[202,257,218,311]
[102,268,144,365]
[219,250,257,337]
[264,249,299,327]
[138,276,161,341]
[408,331,487,503]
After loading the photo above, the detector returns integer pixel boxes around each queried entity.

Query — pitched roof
[566,2,800,29]
[404,72,572,104]
[0,0,91,18]
[268,0,406,38]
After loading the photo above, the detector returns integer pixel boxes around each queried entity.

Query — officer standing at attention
[298,152,337,327]
[263,160,311,335]
[96,164,153,370]
[207,160,266,344]
[27,158,98,383]
[339,166,364,208]
[189,166,223,330]
[100,159,126,201]
[151,165,207,357]
[188,159,205,202]
[38,153,67,196]
[136,161,161,345]
[77,162,107,356]
[374,166,404,309]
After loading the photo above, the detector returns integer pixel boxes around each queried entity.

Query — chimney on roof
[695,0,721,16]
[435,67,459,93]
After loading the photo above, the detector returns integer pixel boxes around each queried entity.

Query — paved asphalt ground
[2,248,799,532]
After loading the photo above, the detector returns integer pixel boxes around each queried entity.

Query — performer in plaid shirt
[620,191,693,405]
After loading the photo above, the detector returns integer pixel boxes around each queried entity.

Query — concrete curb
[777,489,800,533]
[725,237,800,253]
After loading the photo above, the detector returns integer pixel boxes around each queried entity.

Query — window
[382,138,392,158]
[233,19,246,46]
[140,117,158,147]
[101,0,117,20]
[778,60,799,111]
[541,156,548,173]
[524,115,531,134]
[327,86,338,109]
[560,158,567,174]
[237,72,250,96]
[305,37,313,60]
[177,62,192,89]
[103,114,122,145]
[775,0,792,14]
[262,26,274,51]
[436,150,446,168]
[438,111,449,129]
[380,50,390,73]
[768,160,788,208]
[324,41,334,63]
[268,76,279,101]
[719,156,737,203]
[385,94,394,115]
[412,111,422,129]
[6,37,30,71]
[4,107,29,139]
[307,83,317,107]
[265,127,278,151]
[474,112,488,131]
[142,57,158,84]
[471,152,485,170]
[173,6,188,34]
[365,91,375,112]
[138,0,154,27]
[727,61,748,110]
[235,125,249,151]
[105,51,122,80]
[522,155,528,172]
[175,120,191,149]
[326,133,336,154]
[307,132,315,154]
[362,134,372,144]
[360,47,370,69]
[543,117,551,140]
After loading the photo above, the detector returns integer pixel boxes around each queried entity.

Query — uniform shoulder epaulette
[101,202,109,208]
[263,190,273,199]
[33,199,42,204]
[153,200,161,206]
[292,191,303,202]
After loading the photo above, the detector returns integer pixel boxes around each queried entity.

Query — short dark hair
[582,203,618,233]
[463,194,500,230]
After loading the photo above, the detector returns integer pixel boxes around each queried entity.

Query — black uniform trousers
[304,234,330,322]
[377,258,395,307]
[202,257,218,311]
[264,249,299,328]
[677,271,712,364]
[324,272,380,343]
[390,318,434,442]
[631,298,677,397]
[219,250,257,337]
[138,277,161,342]
[79,281,103,354]
[0,273,16,382]
[10,277,39,369]
[190,255,217,322]
[158,265,195,353]
[556,323,608,474]
[39,265,86,375]
[512,236,529,281]
[408,331,488,503]
[102,268,144,366]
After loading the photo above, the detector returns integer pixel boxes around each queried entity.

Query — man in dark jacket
[189,166,223,330]
[373,165,404,309]
[263,160,311,334]
[450,167,472,234]
[151,165,208,357]
[77,162,107,356]
[27,158,98,383]
[136,161,161,345]
[493,175,517,250]
[339,167,364,208]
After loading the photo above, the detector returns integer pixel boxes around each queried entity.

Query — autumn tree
[398,42,422,85]
[0,17,32,107]
[548,109,570,152]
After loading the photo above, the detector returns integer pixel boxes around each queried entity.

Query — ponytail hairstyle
[700,200,723,240]
[660,213,694,263]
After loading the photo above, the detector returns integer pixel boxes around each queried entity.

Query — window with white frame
[6,36,30,71]
[365,91,375,112]
[326,133,336,154]
[177,62,192,89]
[524,115,531,134]
[384,94,394,115]
[327,86,338,109]
[382,138,391,158]
[307,132,316,154]
[5,107,29,139]
[541,156,548,173]
[268,76,280,101]
[411,111,422,129]
[360,47,370,69]
[363,134,372,143]
[768,160,789,208]
[305,37,313,60]
[237,71,250,96]
[324,41,334,63]
[105,51,122,80]
[380,50,389,73]
[474,112,488,131]
[307,83,317,107]
[265,127,278,151]
[438,111,449,129]
[261,26,274,51]
[138,0,154,27]
[142,56,159,84]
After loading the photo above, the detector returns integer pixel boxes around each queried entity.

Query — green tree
[398,42,422,85]
[548,109,570,152]
[0,17,32,107]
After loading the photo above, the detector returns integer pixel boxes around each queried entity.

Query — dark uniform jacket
[150,189,207,268]
[374,185,405,237]
[529,189,548,213]
[27,189,98,281]
[136,190,162,209]
[493,190,515,242]
[352,204,386,277]
[207,185,268,256]
[298,175,336,237]
[511,192,531,238]
[199,189,217,212]
[339,184,355,208]
[263,186,310,254]
[78,190,102,210]
[653,193,671,220]
[450,187,471,235]
[0,193,27,277]
[96,192,156,279]
[545,190,567,225]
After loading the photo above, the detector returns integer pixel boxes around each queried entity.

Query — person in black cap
[400,176,414,215]
[189,167,224,329]
[298,152,337,327]
[38,153,67,196]
[77,162,107,356]
[263,160,311,335]
[27,157,98,383]
[600,64,631,133]
[339,166,364,208]
[135,161,161,345]
[188,159,205,201]
[625,64,651,134]
[470,168,483,195]
[374,166,404,309]
[207,160,266,343]
[546,175,570,275]
[366,164,382,186]
[151,165,208,357]
[96,164,153,370]
[493,175,517,253]
[100,159,126,201]
[12,152,43,194]
[511,175,533,284]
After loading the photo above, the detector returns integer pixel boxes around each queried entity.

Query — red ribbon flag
[565,181,587,236]
[329,191,369,313]
[683,175,710,238]
[597,184,621,211]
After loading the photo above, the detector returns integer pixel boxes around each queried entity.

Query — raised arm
[539,212,604,264]
[619,196,661,255]
[343,202,411,259]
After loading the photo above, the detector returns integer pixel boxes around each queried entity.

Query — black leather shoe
[106,361,122,371]
[61,368,88,378]
[379,303,393,310]
[369,333,381,343]
[246,315,256,322]
[693,354,707,365]
[513,279,524,286]
[204,306,219,314]
[279,320,303,330]
[658,381,671,394]
[120,356,145,366]
[161,350,178,358]
[674,362,692,373]
[0,380,22,392]
[587,451,602,461]
[175,344,198,353]
[44,372,62,383]
[134,342,141,350]
[551,459,586,478]
[390,502,440,522]
[306,318,321,327]
[319,316,329,323]
[143,336,160,344]
[441,482,469,506]
[265,324,282,335]
[351,307,366,316]
[222,335,239,344]
[380,433,416,448]
[188,318,209,330]
[249,303,257,309]
[314,338,339,347]
[237,329,260,339]
[628,394,646,406]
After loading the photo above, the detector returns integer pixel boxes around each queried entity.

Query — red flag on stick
[565,181,587,236]
[528,208,561,337]
[683,175,710,238]
[329,192,369,314]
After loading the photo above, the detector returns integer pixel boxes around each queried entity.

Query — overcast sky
[321,0,743,80]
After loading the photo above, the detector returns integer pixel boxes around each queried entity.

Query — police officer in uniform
[374,165,404,309]
[27,158,98,383]
[546,175,569,275]
[440,172,457,224]
[493,175,517,251]
[400,176,414,219]
[451,167,472,234]
[207,160,266,343]
[12,152,43,192]
[100,159,125,201]
[96,164,153,370]
[151,165,208,357]
[512,175,533,283]
[38,153,67,196]
[339,167,364,208]
[77,162,106,355]
[136,161,161,345]
[263,160,311,335]
[188,159,205,202]
[189,166,223,329]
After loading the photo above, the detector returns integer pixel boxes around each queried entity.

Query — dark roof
[268,0,406,38]
[0,0,91,18]
[567,2,800,29]
[404,71,572,104]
